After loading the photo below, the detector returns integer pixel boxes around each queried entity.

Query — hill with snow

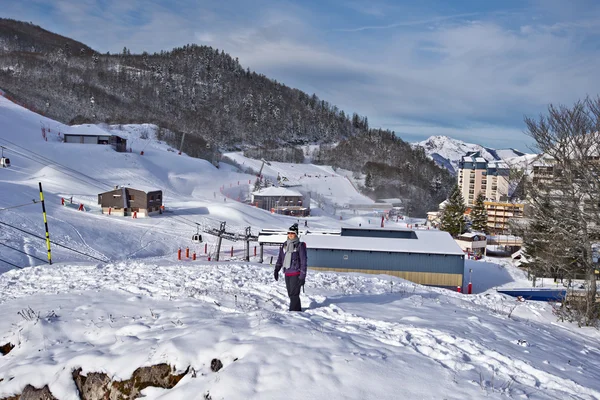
[0,95,599,399]
[413,135,534,174]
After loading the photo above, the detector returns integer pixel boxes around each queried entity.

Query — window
[129,195,135,201]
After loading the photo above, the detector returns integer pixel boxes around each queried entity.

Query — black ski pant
[285,274,302,311]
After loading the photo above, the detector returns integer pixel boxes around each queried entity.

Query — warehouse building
[301,227,465,288]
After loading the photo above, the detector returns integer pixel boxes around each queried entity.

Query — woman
[274,223,307,311]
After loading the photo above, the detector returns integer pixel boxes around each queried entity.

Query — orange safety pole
[192,252,196,261]
[254,246,257,256]
[177,248,181,260]
[186,247,190,258]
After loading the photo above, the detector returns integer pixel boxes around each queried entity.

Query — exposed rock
[1,384,58,400]
[0,343,14,356]
[72,363,189,400]
[210,359,223,372]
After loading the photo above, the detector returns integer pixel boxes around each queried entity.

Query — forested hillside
[0,18,453,216]
[316,129,455,216]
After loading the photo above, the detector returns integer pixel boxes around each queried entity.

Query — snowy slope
[0,96,599,400]
[413,135,534,174]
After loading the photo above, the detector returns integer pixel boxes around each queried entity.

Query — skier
[274,223,307,311]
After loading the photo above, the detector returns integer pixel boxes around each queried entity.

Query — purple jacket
[275,240,307,279]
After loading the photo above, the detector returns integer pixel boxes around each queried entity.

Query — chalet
[455,232,487,257]
[251,186,309,216]
[98,187,162,217]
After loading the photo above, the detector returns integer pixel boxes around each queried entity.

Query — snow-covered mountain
[413,135,533,174]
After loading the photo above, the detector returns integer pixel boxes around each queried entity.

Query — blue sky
[4,0,600,151]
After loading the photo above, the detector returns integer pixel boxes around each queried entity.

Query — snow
[0,95,599,399]
[413,135,535,175]
[251,186,303,197]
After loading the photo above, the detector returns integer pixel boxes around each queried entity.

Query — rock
[0,343,14,356]
[1,384,58,400]
[72,363,189,400]
[210,359,223,372]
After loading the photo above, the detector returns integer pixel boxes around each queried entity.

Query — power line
[0,221,109,263]
[0,200,39,212]
[0,257,23,269]
[0,139,112,191]
[0,242,48,263]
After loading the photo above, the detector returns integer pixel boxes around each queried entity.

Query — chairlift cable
[0,257,23,269]
[0,242,48,263]
[0,220,110,263]
[0,200,39,212]
[0,139,113,191]
[0,145,109,192]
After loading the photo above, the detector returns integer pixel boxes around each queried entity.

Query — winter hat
[287,223,299,235]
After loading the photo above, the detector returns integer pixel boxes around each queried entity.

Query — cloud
[331,12,481,32]
[2,0,600,149]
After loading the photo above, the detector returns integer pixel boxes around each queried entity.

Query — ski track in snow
[0,262,598,399]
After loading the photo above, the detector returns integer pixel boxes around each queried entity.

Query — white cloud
[3,0,600,148]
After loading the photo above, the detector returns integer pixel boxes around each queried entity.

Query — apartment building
[457,152,509,207]
[484,201,525,234]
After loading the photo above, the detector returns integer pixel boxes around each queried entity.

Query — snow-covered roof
[458,232,486,239]
[252,186,303,197]
[488,161,509,169]
[302,229,464,256]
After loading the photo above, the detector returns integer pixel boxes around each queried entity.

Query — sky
[4,1,600,150]
[1,94,600,399]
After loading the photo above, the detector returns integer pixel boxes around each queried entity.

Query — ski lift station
[63,133,128,152]
[260,227,465,289]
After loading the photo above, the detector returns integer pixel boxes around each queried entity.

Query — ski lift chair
[192,233,203,243]
[0,147,9,168]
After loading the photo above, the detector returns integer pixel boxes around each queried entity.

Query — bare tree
[524,97,600,325]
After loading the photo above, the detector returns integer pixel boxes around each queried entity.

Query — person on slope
[274,223,307,311]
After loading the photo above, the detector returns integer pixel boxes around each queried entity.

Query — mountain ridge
[412,135,534,174]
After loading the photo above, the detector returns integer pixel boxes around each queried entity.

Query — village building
[251,186,309,216]
[455,232,487,258]
[97,187,162,217]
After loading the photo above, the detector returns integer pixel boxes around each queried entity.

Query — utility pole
[178,133,186,155]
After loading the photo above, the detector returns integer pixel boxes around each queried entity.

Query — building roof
[99,187,161,195]
[252,186,303,197]
[301,229,464,256]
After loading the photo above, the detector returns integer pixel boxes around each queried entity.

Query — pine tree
[470,193,488,233]
[364,171,373,190]
[440,185,466,237]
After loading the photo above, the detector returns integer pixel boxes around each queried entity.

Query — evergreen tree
[364,171,373,190]
[470,193,488,233]
[440,185,466,237]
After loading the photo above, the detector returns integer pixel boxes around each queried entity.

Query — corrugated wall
[307,248,464,287]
